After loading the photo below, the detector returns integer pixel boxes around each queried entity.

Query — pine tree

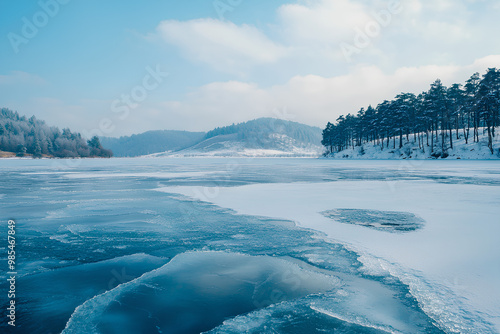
[476,68,500,154]
[33,138,42,158]
[16,144,27,157]
[321,122,335,154]
[465,73,481,142]
[447,83,465,147]
[427,79,448,154]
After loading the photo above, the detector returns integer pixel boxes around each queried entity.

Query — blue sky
[1,0,500,137]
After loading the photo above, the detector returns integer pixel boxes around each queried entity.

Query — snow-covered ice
[159,160,500,332]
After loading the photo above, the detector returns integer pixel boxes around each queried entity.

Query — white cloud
[18,55,497,136]
[468,55,500,70]
[131,55,500,132]
[156,19,288,74]
[277,55,500,124]
[427,0,455,11]
[277,0,372,45]
[405,0,423,13]
[150,0,500,73]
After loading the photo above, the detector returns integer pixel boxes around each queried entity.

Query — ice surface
[62,251,340,334]
[11,254,168,333]
[162,161,500,333]
[1,158,498,333]
[309,306,396,333]
[63,171,215,179]
[209,274,442,334]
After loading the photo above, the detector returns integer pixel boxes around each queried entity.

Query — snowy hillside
[326,129,500,160]
[150,118,323,157]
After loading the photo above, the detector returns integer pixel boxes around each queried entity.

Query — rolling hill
[102,118,323,157]
[161,118,322,157]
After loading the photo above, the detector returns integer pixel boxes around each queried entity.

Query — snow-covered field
[160,160,500,332]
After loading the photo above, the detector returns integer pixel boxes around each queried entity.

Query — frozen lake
[1,158,499,333]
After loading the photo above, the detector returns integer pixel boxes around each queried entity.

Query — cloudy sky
[1,0,500,137]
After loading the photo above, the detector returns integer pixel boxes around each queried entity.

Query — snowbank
[326,130,500,160]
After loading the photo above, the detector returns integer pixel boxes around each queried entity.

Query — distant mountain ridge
[103,118,323,157]
[100,130,205,157]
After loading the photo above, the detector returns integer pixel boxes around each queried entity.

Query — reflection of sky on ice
[0,158,498,334]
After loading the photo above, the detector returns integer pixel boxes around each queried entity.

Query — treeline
[0,108,112,158]
[322,68,500,157]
